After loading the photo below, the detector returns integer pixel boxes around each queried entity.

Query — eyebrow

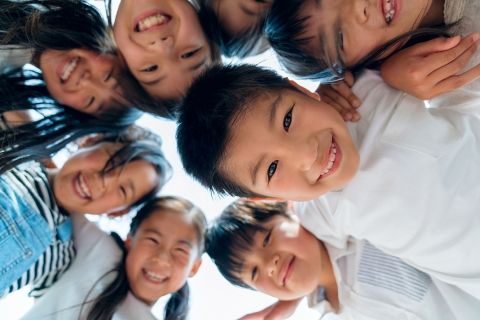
[142,228,193,248]
[128,180,135,201]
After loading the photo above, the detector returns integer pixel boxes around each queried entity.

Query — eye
[251,266,258,281]
[104,69,113,82]
[176,247,189,254]
[283,105,294,132]
[263,229,272,247]
[141,65,158,73]
[338,30,344,51]
[181,48,201,59]
[267,160,278,182]
[146,237,158,244]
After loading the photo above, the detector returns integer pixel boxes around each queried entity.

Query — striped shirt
[1,162,75,298]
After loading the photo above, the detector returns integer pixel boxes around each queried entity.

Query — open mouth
[135,11,172,32]
[281,256,295,287]
[382,0,396,24]
[59,56,80,83]
[73,172,92,200]
[317,138,342,181]
[143,269,168,284]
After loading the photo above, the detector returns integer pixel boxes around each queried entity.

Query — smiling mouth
[73,172,92,200]
[317,138,342,181]
[135,12,171,32]
[143,269,168,284]
[60,57,80,83]
[282,256,295,287]
[382,0,396,24]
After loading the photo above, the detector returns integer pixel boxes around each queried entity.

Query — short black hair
[265,0,341,80]
[206,199,290,288]
[176,64,294,197]
[197,0,269,58]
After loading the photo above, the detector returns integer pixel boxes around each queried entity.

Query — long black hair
[84,196,207,320]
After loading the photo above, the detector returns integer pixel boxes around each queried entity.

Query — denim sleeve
[0,177,52,294]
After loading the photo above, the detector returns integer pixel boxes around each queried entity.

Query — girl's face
[299,0,444,66]
[113,0,212,100]
[52,142,159,215]
[40,49,128,115]
[125,210,202,304]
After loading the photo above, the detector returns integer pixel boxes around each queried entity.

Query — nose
[147,36,175,56]
[287,136,318,172]
[152,250,172,268]
[352,0,369,24]
[267,254,280,278]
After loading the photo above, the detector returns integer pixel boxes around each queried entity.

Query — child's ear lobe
[288,79,321,101]
[107,208,130,218]
[189,258,202,277]
[124,236,132,251]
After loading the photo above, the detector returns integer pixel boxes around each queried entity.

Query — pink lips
[317,139,342,181]
[281,256,295,286]
[133,9,171,32]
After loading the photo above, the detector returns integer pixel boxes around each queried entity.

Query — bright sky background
[0,1,322,319]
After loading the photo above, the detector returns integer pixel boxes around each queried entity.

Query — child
[196,0,272,57]
[265,0,480,120]
[176,64,480,300]
[0,126,171,299]
[207,199,480,319]
[23,196,206,320]
[110,0,219,105]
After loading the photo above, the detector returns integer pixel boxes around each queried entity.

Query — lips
[134,10,171,32]
[143,268,168,284]
[57,56,80,83]
[382,0,397,24]
[281,256,295,287]
[317,138,342,181]
[72,172,92,200]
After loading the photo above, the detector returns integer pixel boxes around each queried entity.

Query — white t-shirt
[295,70,480,301]
[22,214,156,320]
[306,240,480,320]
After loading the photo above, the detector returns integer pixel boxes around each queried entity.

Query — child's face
[221,88,359,200]
[237,214,329,300]
[212,0,272,37]
[125,210,202,304]
[53,142,159,215]
[298,0,437,66]
[40,49,127,115]
[114,0,212,100]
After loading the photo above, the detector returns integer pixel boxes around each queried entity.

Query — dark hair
[206,199,289,288]
[86,196,207,320]
[265,0,451,80]
[0,0,179,119]
[177,64,295,197]
[196,0,269,58]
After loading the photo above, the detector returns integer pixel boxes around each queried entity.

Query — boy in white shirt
[176,63,480,300]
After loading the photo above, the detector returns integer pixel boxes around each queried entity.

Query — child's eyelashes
[141,65,158,73]
[267,160,278,182]
[181,47,201,59]
[85,96,95,109]
[103,69,113,82]
[283,104,294,132]
[338,30,344,51]
[119,185,127,199]
[251,266,258,281]
[263,229,272,247]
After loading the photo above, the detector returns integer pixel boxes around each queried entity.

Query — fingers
[409,36,461,56]
[319,87,361,122]
[343,71,355,87]
[427,33,480,71]
[433,63,480,97]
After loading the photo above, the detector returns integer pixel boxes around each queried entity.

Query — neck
[317,242,340,311]
[420,0,445,27]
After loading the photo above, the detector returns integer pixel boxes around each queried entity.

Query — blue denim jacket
[0,175,53,293]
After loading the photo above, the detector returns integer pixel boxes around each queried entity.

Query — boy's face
[237,214,329,300]
[298,0,436,66]
[125,210,202,304]
[212,0,272,37]
[53,142,158,215]
[40,49,127,115]
[114,0,212,100]
[221,88,359,200]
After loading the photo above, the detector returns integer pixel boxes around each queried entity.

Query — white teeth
[383,0,395,24]
[145,270,166,282]
[137,14,168,32]
[77,174,91,199]
[61,57,79,81]
[320,143,337,176]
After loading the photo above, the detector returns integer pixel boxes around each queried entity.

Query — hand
[380,33,480,99]
[316,72,362,122]
[238,299,302,320]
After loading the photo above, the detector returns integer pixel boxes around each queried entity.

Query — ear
[288,79,321,101]
[107,208,130,218]
[188,258,202,277]
[124,236,132,251]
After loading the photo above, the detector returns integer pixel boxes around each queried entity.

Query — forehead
[138,210,197,239]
